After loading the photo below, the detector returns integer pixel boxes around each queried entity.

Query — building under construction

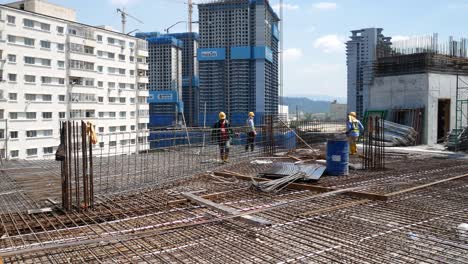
[197,0,280,125]
[166,33,200,127]
[369,51,468,146]
[136,32,184,127]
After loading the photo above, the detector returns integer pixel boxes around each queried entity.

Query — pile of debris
[447,127,468,151]
[378,120,419,146]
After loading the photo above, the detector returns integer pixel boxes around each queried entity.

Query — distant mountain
[285,95,347,104]
[282,97,335,114]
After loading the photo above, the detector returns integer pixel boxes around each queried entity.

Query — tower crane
[116,8,144,34]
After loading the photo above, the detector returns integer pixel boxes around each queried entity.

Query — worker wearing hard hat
[212,112,234,163]
[346,112,364,155]
[246,112,257,152]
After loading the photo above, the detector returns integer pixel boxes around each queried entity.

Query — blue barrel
[326,140,349,176]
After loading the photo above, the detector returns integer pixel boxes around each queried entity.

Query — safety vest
[351,120,360,133]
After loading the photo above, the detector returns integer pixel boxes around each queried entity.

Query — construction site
[0,117,467,263]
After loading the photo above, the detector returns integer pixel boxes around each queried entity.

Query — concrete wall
[6,0,77,22]
[370,73,468,145]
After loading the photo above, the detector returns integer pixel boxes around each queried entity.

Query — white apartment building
[0,0,150,160]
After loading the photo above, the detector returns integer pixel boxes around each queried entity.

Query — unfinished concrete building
[369,53,468,145]
[197,0,280,125]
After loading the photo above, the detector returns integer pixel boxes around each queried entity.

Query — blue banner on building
[197,48,226,61]
[148,91,179,104]
[231,46,252,60]
[253,46,274,63]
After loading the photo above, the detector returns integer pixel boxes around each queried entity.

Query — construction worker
[346,112,364,155]
[212,112,234,163]
[246,112,257,152]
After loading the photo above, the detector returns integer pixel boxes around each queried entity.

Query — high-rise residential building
[136,32,183,128]
[346,28,391,117]
[167,33,199,127]
[197,0,280,125]
[0,0,150,160]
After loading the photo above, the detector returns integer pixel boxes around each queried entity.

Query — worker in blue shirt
[346,112,364,155]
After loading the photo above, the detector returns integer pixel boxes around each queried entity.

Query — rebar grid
[1,176,467,263]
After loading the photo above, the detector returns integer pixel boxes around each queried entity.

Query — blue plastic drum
[326,140,350,176]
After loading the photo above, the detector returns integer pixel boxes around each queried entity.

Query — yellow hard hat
[349,112,357,118]
[219,112,226,120]
[248,112,255,117]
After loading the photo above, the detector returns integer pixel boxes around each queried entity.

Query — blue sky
[5,0,468,98]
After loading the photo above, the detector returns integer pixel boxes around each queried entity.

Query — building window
[108,82,115,89]
[97,66,103,73]
[0,129,3,139]
[8,74,17,82]
[57,26,64,34]
[40,40,51,49]
[98,96,104,102]
[97,81,103,88]
[40,23,50,31]
[119,97,126,103]
[59,112,65,119]
[43,147,54,154]
[26,112,36,119]
[24,75,36,83]
[9,93,17,101]
[41,59,51,67]
[58,95,65,102]
[109,141,117,147]
[130,70,135,76]
[7,35,16,43]
[109,127,117,133]
[109,112,116,118]
[24,38,34,46]
[119,54,125,61]
[43,95,52,101]
[97,35,103,42]
[26,130,37,138]
[130,56,134,62]
[10,131,18,139]
[7,54,16,63]
[131,125,135,131]
[119,112,126,118]
[42,112,52,119]
[24,57,35,64]
[120,126,126,131]
[9,112,18,119]
[98,127,104,133]
[118,69,126,75]
[41,76,52,84]
[58,61,65,68]
[98,112,104,118]
[10,150,19,158]
[99,142,104,148]
[26,148,38,156]
[23,19,34,28]
[59,78,65,84]
[25,94,36,101]
[57,44,65,51]
[7,15,15,24]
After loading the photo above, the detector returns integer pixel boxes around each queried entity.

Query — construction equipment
[117,8,143,34]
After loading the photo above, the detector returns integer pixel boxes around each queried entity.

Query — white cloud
[313,2,337,10]
[313,35,346,53]
[392,35,411,42]
[273,3,299,13]
[283,48,303,61]
[109,0,139,6]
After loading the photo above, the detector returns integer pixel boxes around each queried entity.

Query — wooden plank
[386,173,468,198]
[213,171,388,201]
[167,188,249,206]
[181,192,271,226]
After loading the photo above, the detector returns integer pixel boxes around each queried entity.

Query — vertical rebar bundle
[362,116,386,170]
[59,121,94,211]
